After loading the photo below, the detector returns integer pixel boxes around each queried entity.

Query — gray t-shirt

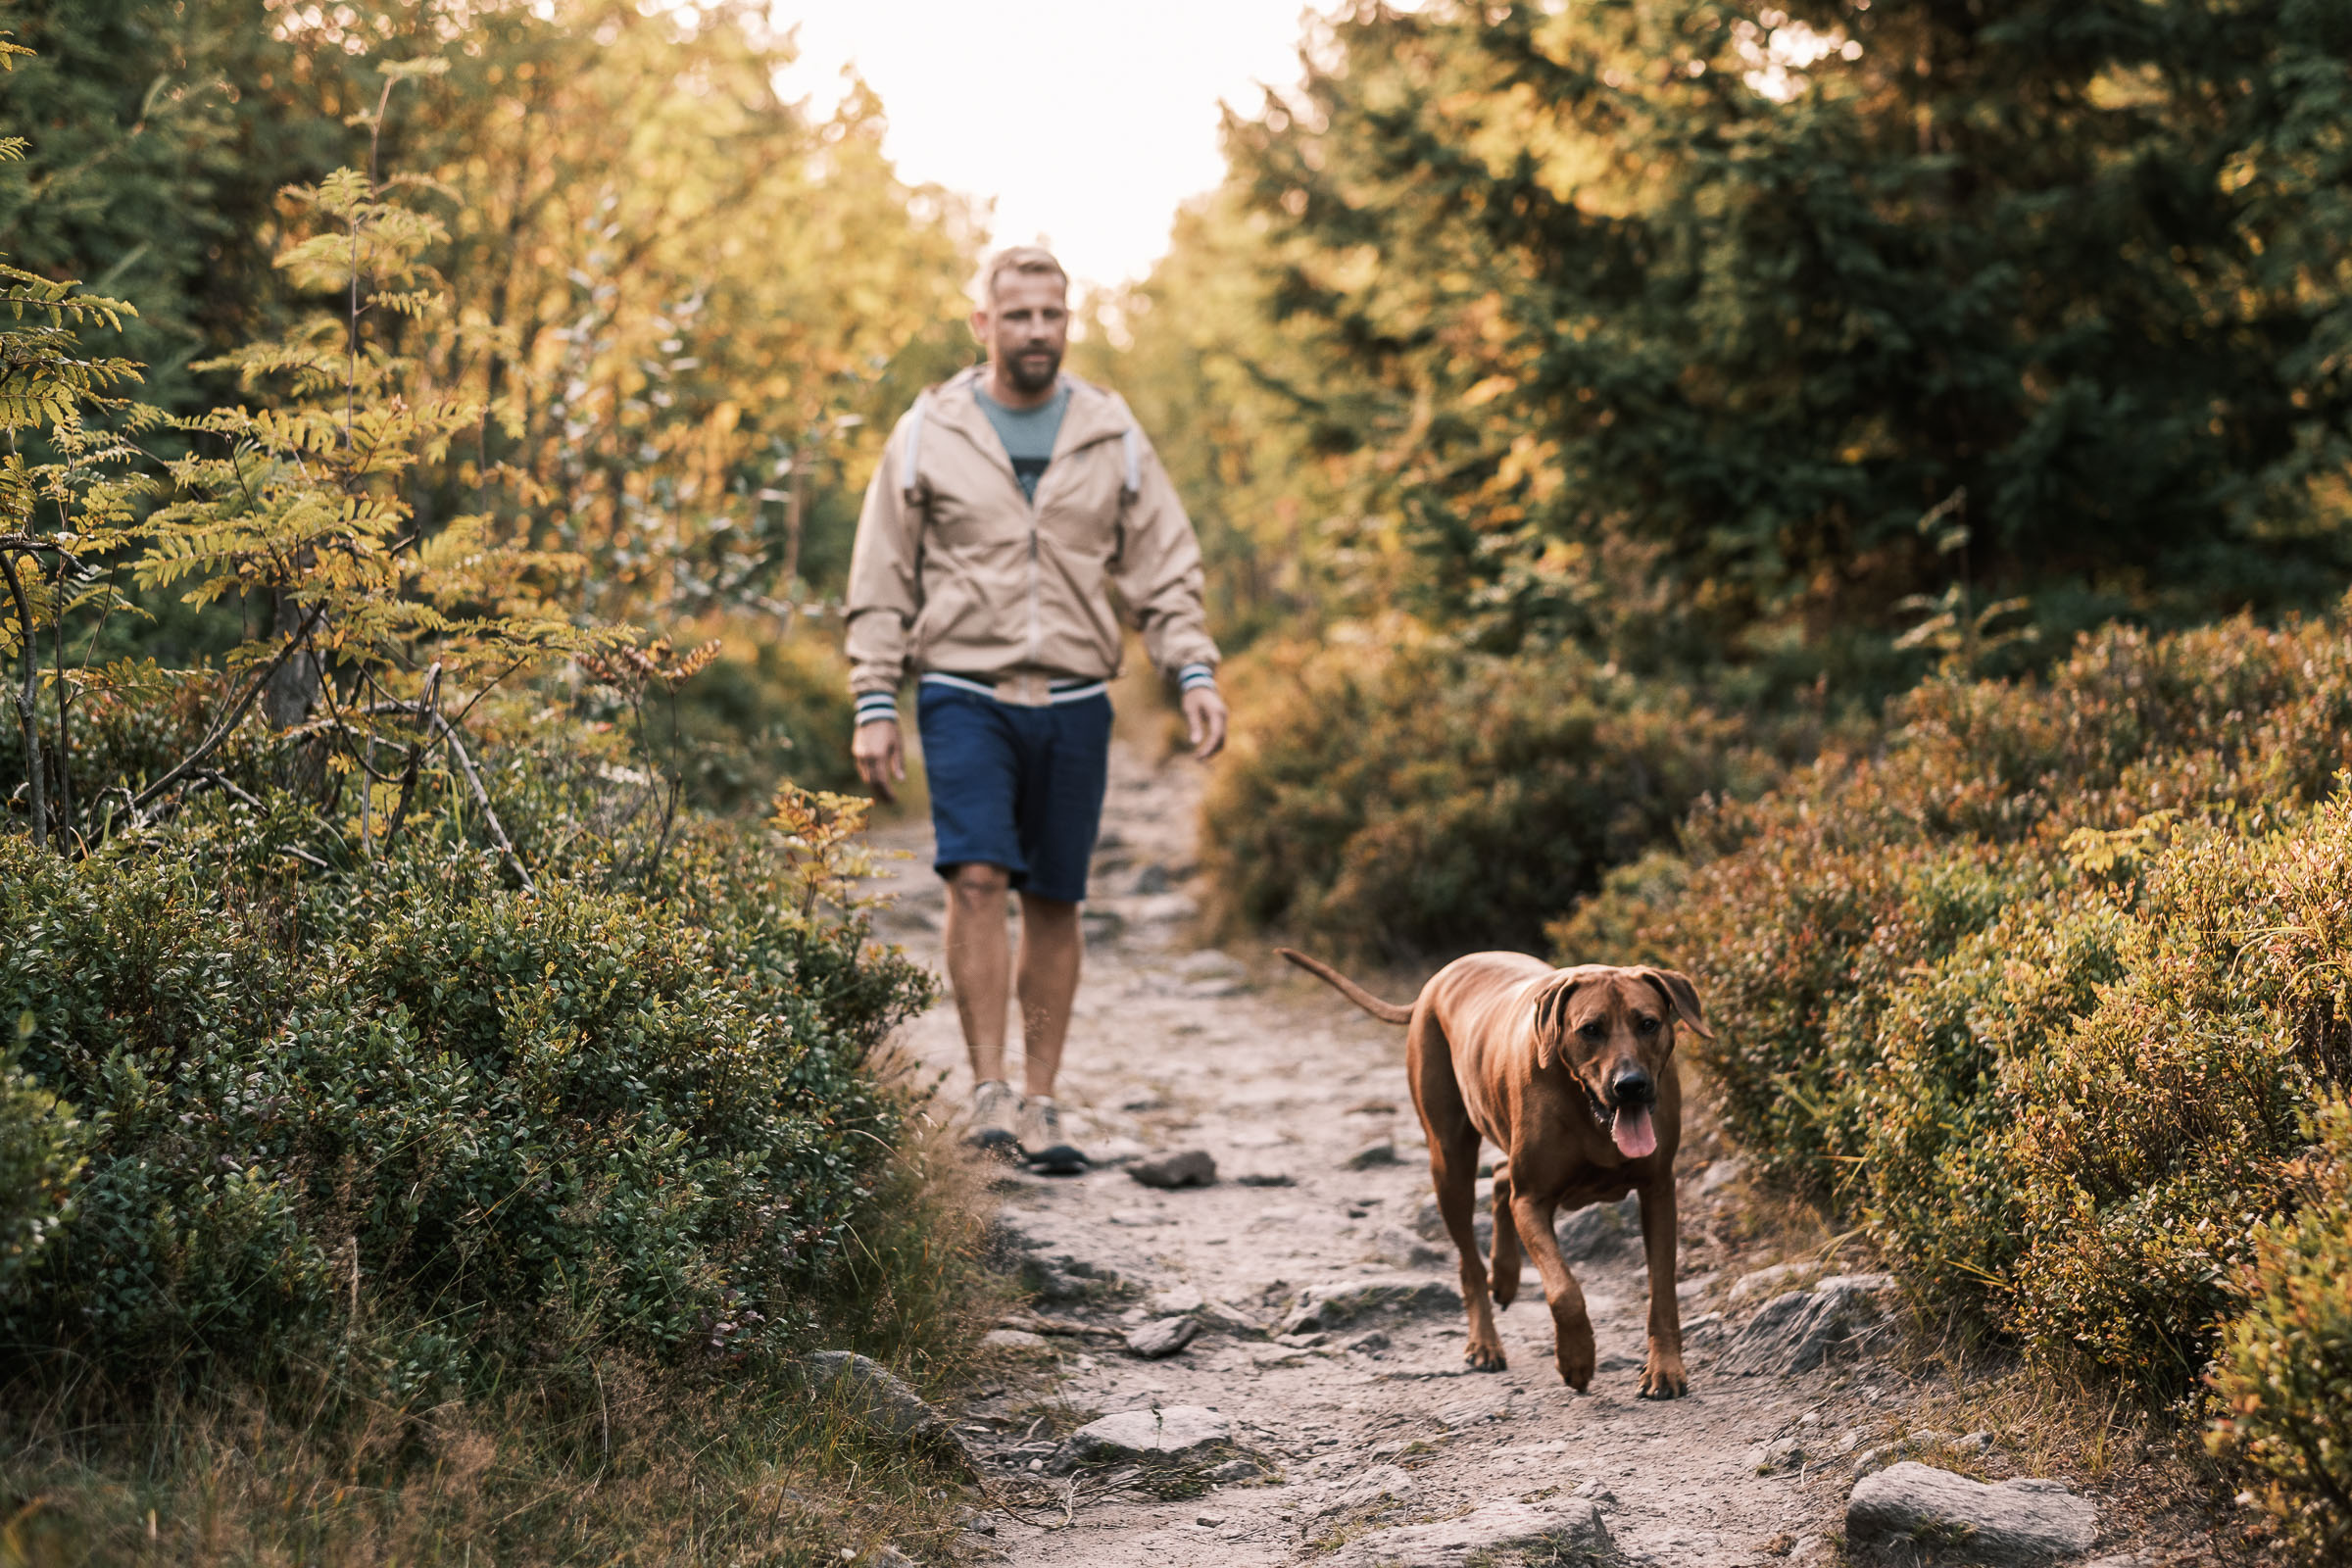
[976,382,1069,503]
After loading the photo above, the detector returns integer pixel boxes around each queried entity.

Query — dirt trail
[863,745,1947,1567]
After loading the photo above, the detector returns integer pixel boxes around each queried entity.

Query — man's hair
[984,245,1068,304]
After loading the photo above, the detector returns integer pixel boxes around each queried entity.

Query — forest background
[3,0,2351,1563]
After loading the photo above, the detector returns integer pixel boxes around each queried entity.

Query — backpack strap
[899,393,928,505]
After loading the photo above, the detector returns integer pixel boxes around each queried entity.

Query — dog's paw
[1463,1337,1508,1372]
[1491,1268,1519,1309]
[1555,1334,1596,1393]
[1638,1350,1689,1399]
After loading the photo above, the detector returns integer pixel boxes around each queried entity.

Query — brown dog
[1278,948,1710,1398]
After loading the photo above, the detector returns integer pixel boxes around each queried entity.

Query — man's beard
[1003,344,1062,395]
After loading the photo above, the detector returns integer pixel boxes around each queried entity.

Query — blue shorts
[916,682,1112,905]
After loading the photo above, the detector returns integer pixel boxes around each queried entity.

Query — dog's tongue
[1611,1104,1657,1159]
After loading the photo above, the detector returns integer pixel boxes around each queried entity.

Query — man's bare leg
[1015,892,1083,1098]
[943,863,1013,1085]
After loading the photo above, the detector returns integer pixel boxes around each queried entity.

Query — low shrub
[1554,606,2352,1406]
[1203,627,1755,958]
[0,747,936,1401]
[2209,1098,2352,1566]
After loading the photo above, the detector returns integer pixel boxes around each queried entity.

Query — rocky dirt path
[863,745,2126,1568]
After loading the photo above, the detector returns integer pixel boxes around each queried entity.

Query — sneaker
[965,1079,1022,1160]
[1019,1097,1087,1176]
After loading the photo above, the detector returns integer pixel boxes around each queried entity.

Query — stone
[1235,1169,1295,1187]
[1720,1273,1897,1377]
[1133,893,1200,925]
[1173,949,1245,980]
[865,1549,917,1568]
[1555,1195,1642,1261]
[1730,1261,1815,1303]
[1201,1457,1263,1484]
[1055,1406,1233,1470]
[1125,1315,1201,1359]
[1345,1330,1392,1354]
[1280,1276,1463,1335]
[1129,1150,1217,1189]
[1699,1154,1747,1193]
[1372,1225,1448,1268]
[1847,1462,2098,1563]
[800,1351,969,1465]
[1146,1283,1207,1316]
[979,1328,1054,1355]
[1324,1499,1611,1567]
[1343,1139,1398,1170]
[1748,1435,1808,1473]
[1307,1462,1419,1520]
[1135,863,1173,895]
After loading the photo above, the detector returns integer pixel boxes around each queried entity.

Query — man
[846,246,1227,1174]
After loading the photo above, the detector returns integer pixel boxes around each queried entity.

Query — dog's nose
[1611,1068,1654,1106]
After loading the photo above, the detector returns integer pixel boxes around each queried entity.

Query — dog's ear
[1531,972,1586,1070]
[1637,967,1713,1040]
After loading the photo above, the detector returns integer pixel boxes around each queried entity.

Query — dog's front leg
[1509,1192,1595,1392]
[1636,1175,1688,1398]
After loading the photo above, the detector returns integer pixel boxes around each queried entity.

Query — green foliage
[1129,0,2352,697]
[2209,1099,2352,1565]
[1204,627,1752,958]
[0,1023,86,1296]
[1556,605,2352,1405]
[0,748,932,1394]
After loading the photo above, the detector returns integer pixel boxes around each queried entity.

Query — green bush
[1204,630,1754,957]
[0,1036,86,1296]
[0,746,933,1399]
[1555,605,2352,1403]
[2209,1098,2352,1566]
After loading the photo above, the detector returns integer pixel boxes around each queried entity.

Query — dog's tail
[1275,948,1413,1024]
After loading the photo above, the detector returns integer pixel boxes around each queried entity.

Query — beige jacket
[844,368,1219,703]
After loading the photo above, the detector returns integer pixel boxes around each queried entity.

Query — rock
[1280,1276,1463,1335]
[979,1328,1054,1355]
[1730,1261,1815,1303]
[1346,1330,1392,1354]
[1307,1462,1419,1520]
[1748,1435,1808,1473]
[1133,893,1200,925]
[1699,1154,1747,1193]
[1055,1406,1232,1470]
[1146,1283,1207,1316]
[1372,1224,1448,1268]
[1573,1478,1617,1506]
[1125,1315,1201,1359]
[1954,1429,1995,1454]
[1080,908,1127,943]
[1277,1330,1329,1348]
[1847,1462,2098,1563]
[1129,1150,1217,1189]
[1235,1168,1294,1187]
[1555,1194,1642,1261]
[1135,863,1173,895]
[864,1548,917,1568]
[800,1352,969,1465]
[1324,1499,1610,1567]
[1343,1139,1398,1169]
[1173,949,1244,980]
[1202,1456,1263,1484]
[1720,1273,1897,1376]
[1413,1197,1494,1251]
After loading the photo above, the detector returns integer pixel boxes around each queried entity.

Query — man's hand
[1182,684,1229,761]
[853,717,905,803]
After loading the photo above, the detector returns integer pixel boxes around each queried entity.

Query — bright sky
[772,2,1323,293]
